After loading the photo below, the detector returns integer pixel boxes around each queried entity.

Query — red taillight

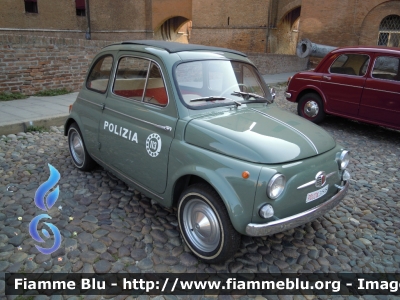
[287,76,292,86]
[69,104,73,113]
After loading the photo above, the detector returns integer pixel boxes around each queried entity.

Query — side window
[243,65,265,96]
[87,55,113,93]
[144,63,168,106]
[113,57,150,101]
[330,54,370,76]
[372,56,400,81]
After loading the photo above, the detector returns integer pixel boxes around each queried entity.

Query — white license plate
[306,184,329,203]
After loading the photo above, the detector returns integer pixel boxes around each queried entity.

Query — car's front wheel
[298,93,325,123]
[178,184,241,263]
[67,123,96,171]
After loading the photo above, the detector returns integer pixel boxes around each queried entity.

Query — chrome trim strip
[297,78,321,83]
[250,108,319,154]
[246,181,349,236]
[141,61,152,102]
[364,87,400,95]
[91,154,163,200]
[321,81,363,89]
[297,171,336,190]
[105,107,172,131]
[79,97,103,108]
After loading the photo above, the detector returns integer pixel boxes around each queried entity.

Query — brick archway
[153,16,192,43]
[359,1,400,45]
[270,6,301,54]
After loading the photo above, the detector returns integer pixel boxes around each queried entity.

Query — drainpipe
[85,0,91,40]
[266,0,272,52]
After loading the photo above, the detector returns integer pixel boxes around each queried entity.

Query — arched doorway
[377,15,400,47]
[154,17,192,43]
[270,6,301,54]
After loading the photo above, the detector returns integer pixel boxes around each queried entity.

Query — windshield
[175,60,269,108]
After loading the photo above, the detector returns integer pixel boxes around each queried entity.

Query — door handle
[323,75,331,80]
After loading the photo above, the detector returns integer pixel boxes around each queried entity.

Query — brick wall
[299,0,400,48]
[0,34,110,95]
[248,53,308,74]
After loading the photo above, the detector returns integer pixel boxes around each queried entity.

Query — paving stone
[180,252,198,267]
[0,94,399,280]
[81,251,99,264]
[93,260,112,273]
[108,231,126,242]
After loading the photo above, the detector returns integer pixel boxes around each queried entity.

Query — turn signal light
[242,171,250,179]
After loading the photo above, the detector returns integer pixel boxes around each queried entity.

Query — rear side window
[87,55,114,93]
[330,54,370,76]
[372,56,400,81]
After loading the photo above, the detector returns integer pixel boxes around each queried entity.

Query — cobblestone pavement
[0,85,400,300]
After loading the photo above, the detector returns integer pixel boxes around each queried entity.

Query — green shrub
[0,92,28,101]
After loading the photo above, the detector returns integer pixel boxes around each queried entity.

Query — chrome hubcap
[183,199,220,253]
[304,100,319,118]
[69,130,84,165]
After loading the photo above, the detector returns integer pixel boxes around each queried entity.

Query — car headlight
[267,173,286,199]
[337,150,350,170]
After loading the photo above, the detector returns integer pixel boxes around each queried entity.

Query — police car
[65,40,350,263]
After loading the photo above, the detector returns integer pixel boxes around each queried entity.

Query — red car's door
[359,55,400,128]
[320,53,370,117]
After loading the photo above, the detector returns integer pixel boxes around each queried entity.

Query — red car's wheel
[298,93,326,124]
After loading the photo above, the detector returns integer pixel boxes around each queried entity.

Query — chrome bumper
[284,91,292,99]
[245,181,349,237]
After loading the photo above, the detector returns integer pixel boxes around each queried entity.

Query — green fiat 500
[65,40,350,263]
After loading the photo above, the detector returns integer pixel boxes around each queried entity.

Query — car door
[98,53,177,194]
[359,55,400,128]
[320,53,370,117]
[77,54,114,157]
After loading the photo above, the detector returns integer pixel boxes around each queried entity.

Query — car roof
[104,40,247,57]
[331,46,400,55]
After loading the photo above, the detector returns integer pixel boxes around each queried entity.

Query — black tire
[178,183,241,263]
[67,123,96,171]
[297,93,326,123]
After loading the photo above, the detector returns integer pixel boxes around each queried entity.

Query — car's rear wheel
[178,184,241,263]
[298,93,325,123]
[68,123,96,171]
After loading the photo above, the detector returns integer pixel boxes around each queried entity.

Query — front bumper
[284,91,291,99]
[245,181,349,236]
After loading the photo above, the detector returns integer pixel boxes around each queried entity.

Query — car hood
[184,105,336,164]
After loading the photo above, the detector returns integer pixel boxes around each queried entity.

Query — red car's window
[371,56,400,81]
[329,54,370,76]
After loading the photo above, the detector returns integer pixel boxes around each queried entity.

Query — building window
[377,15,400,47]
[75,0,86,16]
[24,0,38,13]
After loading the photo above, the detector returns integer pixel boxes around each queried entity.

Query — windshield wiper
[189,96,242,108]
[190,96,227,102]
[231,91,273,103]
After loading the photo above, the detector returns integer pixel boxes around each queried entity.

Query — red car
[285,46,400,130]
